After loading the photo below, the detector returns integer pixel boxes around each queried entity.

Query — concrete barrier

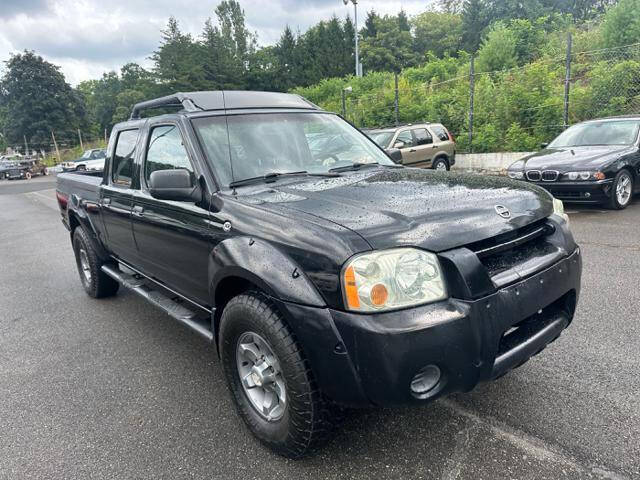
[452,152,534,175]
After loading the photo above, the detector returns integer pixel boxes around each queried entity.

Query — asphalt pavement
[0,175,638,480]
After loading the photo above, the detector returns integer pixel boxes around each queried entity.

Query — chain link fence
[337,40,640,153]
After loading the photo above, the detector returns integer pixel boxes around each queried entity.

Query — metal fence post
[563,33,572,129]
[468,55,475,153]
[394,72,400,127]
[341,89,347,118]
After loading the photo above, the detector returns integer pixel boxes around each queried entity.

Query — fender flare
[208,236,326,308]
[68,202,110,261]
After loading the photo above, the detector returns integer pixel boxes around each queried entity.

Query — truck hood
[237,168,553,252]
[519,146,632,171]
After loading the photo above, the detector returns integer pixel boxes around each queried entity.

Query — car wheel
[25,172,32,180]
[219,291,339,458]
[608,170,634,210]
[432,157,449,171]
[72,227,119,298]
[77,165,86,172]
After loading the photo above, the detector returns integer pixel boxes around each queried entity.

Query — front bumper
[275,248,581,407]
[527,179,613,203]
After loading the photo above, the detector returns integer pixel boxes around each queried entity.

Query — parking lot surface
[1,176,638,479]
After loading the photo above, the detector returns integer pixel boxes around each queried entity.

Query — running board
[101,265,213,341]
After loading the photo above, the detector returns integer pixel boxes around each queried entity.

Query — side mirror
[386,148,403,164]
[540,143,549,149]
[149,169,201,202]
[393,141,405,149]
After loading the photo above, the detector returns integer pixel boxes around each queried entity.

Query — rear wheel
[72,228,119,298]
[608,170,633,210]
[76,165,86,172]
[219,291,338,458]
[432,157,449,171]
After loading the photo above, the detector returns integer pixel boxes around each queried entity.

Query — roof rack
[130,93,202,120]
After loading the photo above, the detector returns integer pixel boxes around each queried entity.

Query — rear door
[408,127,435,167]
[130,121,212,305]
[100,128,140,263]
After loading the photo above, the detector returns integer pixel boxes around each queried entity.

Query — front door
[130,123,211,306]
[394,130,419,165]
[100,128,139,263]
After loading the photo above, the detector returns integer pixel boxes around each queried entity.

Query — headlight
[507,170,524,179]
[553,197,569,225]
[563,171,604,181]
[342,248,447,312]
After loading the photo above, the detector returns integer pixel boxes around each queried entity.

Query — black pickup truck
[57,91,582,458]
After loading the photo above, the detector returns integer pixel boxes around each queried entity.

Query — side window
[112,129,139,187]
[144,125,194,185]
[431,126,450,142]
[413,128,433,146]
[395,130,414,148]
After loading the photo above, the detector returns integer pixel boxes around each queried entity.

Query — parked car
[365,123,456,170]
[507,116,640,209]
[57,91,581,458]
[61,149,106,172]
[0,160,19,180]
[1,158,46,180]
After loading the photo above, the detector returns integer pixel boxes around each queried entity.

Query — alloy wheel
[236,331,287,421]
[616,172,632,206]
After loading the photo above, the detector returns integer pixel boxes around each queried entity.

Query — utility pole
[344,0,361,77]
[468,56,475,152]
[394,72,399,126]
[51,131,61,164]
[342,86,352,119]
[23,135,29,156]
[77,129,84,151]
[563,32,572,129]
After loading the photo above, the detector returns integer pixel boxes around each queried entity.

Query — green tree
[363,10,379,39]
[0,51,86,147]
[412,11,463,59]
[360,15,416,73]
[461,0,488,52]
[601,0,640,48]
[475,23,518,72]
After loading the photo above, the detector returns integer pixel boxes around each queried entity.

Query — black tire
[76,165,86,172]
[72,227,119,298]
[432,157,449,171]
[607,169,634,210]
[219,291,338,458]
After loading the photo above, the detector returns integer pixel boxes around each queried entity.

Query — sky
[0,0,434,86]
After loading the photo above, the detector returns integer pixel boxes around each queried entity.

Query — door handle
[132,205,144,217]
[409,149,417,152]
[432,145,437,149]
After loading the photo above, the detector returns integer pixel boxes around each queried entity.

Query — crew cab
[56,91,582,458]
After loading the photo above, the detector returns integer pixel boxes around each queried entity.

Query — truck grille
[467,220,557,283]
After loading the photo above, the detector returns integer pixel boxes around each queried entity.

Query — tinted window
[144,125,194,184]
[413,128,433,145]
[395,130,413,147]
[431,125,450,142]
[112,130,138,187]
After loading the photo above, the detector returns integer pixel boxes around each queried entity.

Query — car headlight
[507,170,524,180]
[342,248,447,312]
[553,197,569,225]
[563,171,605,181]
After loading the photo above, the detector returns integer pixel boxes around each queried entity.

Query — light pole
[342,86,352,118]
[343,0,361,77]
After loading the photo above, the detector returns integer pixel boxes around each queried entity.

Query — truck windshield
[192,112,394,187]
[548,120,640,148]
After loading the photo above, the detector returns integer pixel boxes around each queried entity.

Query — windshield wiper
[229,171,338,188]
[329,162,380,173]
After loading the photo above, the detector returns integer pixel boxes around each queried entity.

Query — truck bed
[57,171,103,203]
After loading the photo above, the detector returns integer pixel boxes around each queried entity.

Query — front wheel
[219,292,337,458]
[432,157,449,171]
[608,170,634,210]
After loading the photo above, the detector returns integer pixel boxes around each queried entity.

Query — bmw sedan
[507,117,640,209]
